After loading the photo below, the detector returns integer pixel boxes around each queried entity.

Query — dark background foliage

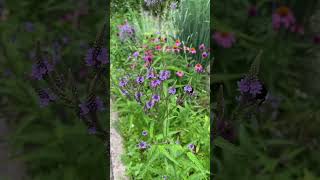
[212,0,320,179]
[0,0,107,179]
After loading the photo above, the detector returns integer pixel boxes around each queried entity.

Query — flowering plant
[30,24,108,141]
[111,19,210,178]
[212,1,320,179]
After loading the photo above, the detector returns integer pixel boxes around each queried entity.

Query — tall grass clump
[171,0,210,63]
[132,10,177,41]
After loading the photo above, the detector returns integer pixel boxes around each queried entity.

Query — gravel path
[110,100,128,180]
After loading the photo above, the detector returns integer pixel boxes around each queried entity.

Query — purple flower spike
[170,2,177,10]
[88,126,97,135]
[94,97,105,111]
[152,94,160,102]
[142,130,148,136]
[118,21,135,41]
[31,59,54,80]
[147,69,156,79]
[168,87,176,95]
[85,48,108,67]
[237,77,263,97]
[138,141,148,149]
[237,78,250,93]
[188,143,195,151]
[135,92,143,102]
[79,103,90,116]
[119,78,128,87]
[133,51,139,58]
[85,48,95,66]
[184,85,193,93]
[145,100,155,109]
[121,89,129,96]
[249,80,262,96]
[79,96,105,116]
[159,70,170,81]
[150,79,161,88]
[97,48,108,64]
[38,88,57,107]
[136,76,145,84]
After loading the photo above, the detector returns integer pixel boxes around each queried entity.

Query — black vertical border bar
[106,0,111,178]
[210,0,214,178]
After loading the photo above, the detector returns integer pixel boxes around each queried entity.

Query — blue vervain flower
[38,88,57,107]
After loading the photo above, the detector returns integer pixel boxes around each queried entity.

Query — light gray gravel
[110,100,128,180]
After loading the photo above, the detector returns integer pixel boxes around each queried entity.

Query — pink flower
[313,35,320,44]
[172,45,180,53]
[202,52,208,58]
[175,39,181,46]
[194,64,203,73]
[176,71,184,78]
[155,45,162,51]
[143,51,153,63]
[290,24,304,35]
[151,38,160,43]
[272,6,295,30]
[189,48,196,54]
[199,44,206,51]
[213,32,236,48]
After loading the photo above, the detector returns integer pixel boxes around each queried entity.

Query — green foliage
[0,0,107,179]
[212,0,320,179]
[111,0,143,15]
[111,4,210,178]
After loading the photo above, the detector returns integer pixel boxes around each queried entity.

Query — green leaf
[214,137,244,155]
[159,146,181,166]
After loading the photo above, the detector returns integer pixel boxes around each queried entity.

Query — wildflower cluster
[117,34,209,114]
[144,0,164,7]
[115,29,209,153]
[117,20,135,41]
[30,25,108,140]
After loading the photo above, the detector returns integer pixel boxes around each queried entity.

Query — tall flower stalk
[30,24,108,142]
